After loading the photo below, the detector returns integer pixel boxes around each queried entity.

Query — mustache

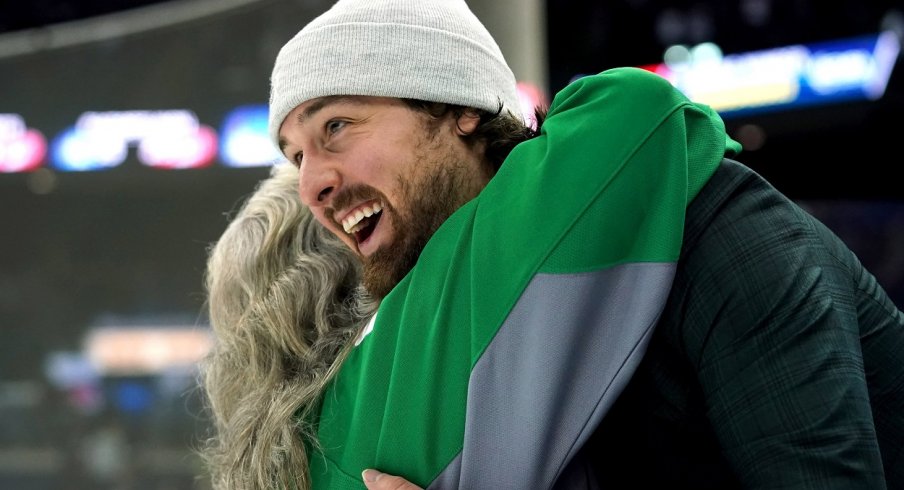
[330,184,385,211]
[327,184,390,220]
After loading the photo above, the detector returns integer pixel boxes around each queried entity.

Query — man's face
[278,96,490,298]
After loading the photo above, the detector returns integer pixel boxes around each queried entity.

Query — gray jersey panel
[428,262,675,489]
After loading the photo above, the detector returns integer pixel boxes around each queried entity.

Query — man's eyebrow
[279,96,360,153]
[297,95,360,125]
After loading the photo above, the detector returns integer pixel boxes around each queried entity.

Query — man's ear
[455,110,481,136]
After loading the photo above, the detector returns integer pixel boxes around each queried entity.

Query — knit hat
[268,0,521,149]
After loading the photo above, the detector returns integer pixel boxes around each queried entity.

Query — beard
[361,142,488,299]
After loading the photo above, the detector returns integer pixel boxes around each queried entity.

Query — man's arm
[681,166,886,488]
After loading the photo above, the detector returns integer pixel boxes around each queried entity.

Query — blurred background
[1,0,902,488]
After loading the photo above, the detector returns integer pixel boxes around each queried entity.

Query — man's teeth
[342,202,383,234]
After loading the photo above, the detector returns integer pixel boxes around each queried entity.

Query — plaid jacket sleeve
[674,159,901,489]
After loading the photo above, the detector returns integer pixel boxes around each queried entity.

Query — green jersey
[310,67,741,489]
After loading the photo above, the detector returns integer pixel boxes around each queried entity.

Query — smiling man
[215,0,904,488]
[277,96,493,298]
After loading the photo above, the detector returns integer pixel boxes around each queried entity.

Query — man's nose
[297,155,340,207]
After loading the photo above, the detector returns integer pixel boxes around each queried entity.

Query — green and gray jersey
[310,67,741,489]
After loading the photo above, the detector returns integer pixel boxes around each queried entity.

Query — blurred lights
[138,124,218,169]
[516,81,547,131]
[655,6,715,46]
[43,351,104,414]
[51,110,218,171]
[113,381,154,414]
[690,42,723,64]
[652,44,807,111]
[45,351,99,389]
[85,327,212,376]
[3,81,551,174]
[26,167,58,194]
[734,124,767,151]
[0,114,47,173]
[806,49,873,94]
[740,0,772,27]
[220,105,281,167]
[646,31,900,115]
[880,9,904,41]
[52,125,125,171]
[663,45,691,66]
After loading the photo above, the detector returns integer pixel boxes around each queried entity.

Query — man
[265,0,904,488]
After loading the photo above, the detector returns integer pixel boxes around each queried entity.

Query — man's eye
[293,152,303,167]
[326,120,346,134]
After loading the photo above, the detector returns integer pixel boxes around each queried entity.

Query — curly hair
[403,99,545,174]
[199,163,375,490]
[198,101,541,489]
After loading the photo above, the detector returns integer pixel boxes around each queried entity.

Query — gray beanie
[268,0,521,148]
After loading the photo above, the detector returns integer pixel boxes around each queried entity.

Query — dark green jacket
[584,158,904,489]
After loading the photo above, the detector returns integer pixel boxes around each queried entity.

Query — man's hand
[361,469,423,490]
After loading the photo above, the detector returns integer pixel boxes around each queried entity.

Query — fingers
[361,469,423,490]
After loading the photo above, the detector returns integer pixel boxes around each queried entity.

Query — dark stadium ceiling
[0,0,178,32]
[546,0,903,89]
[3,1,901,61]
